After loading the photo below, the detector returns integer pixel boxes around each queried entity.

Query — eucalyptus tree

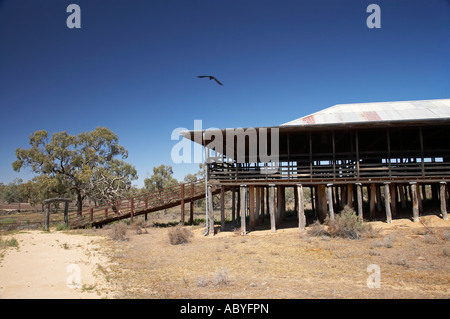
[13,127,137,213]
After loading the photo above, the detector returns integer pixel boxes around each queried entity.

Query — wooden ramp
[68,180,217,229]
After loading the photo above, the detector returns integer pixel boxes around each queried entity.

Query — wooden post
[249,185,255,230]
[316,185,328,223]
[255,186,260,226]
[297,184,306,230]
[64,201,69,228]
[376,185,383,212]
[45,204,50,231]
[276,186,282,226]
[370,184,376,219]
[347,184,354,208]
[189,201,194,225]
[240,185,247,235]
[145,197,148,222]
[90,207,94,222]
[105,207,108,218]
[341,185,347,207]
[269,184,276,232]
[294,186,299,215]
[421,184,427,201]
[384,183,392,223]
[327,184,335,220]
[180,183,185,225]
[208,185,214,236]
[259,187,265,224]
[390,183,397,217]
[190,184,194,224]
[220,186,225,231]
[440,182,448,221]
[399,184,407,208]
[231,186,236,226]
[236,187,241,222]
[130,197,134,224]
[311,186,315,214]
[356,183,363,219]
[418,183,423,212]
[410,182,419,222]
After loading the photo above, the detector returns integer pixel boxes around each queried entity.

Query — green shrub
[327,206,371,239]
[0,236,19,248]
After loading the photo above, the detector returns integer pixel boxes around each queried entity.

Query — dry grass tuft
[109,222,128,241]
[168,226,193,245]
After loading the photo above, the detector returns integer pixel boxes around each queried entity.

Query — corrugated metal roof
[282,99,450,126]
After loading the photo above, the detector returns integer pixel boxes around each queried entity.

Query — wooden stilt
[384,183,392,223]
[180,183,185,225]
[237,188,241,222]
[316,184,328,223]
[370,184,376,219]
[208,185,214,235]
[276,186,284,226]
[418,184,423,212]
[294,186,299,215]
[231,187,236,226]
[240,185,247,234]
[376,185,383,212]
[347,184,354,208]
[220,186,225,231]
[259,187,265,224]
[297,184,306,230]
[327,184,335,220]
[410,182,419,222]
[356,183,363,219]
[390,183,397,217]
[249,185,255,230]
[440,182,448,221]
[399,184,407,208]
[269,184,276,232]
[341,185,347,207]
[255,186,260,226]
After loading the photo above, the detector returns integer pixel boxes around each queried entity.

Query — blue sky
[0,0,449,187]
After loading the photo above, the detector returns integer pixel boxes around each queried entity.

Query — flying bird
[197,75,223,86]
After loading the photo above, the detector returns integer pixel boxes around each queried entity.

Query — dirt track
[0,231,113,299]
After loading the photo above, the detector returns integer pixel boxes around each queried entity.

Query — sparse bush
[306,220,329,237]
[0,236,18,248]
[168,226,192,245]
[109,222,128,241]
[56,223,68,231]
[214,267,230,286]
[380,233,395,248]
[326,206,372,239]
[197,277,208,287]
[132,219,148,235]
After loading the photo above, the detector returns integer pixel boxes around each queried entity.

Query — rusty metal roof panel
[282,99,450,126]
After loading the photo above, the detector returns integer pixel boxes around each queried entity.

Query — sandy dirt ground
[0,230,113,299]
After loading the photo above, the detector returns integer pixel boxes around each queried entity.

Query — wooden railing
[208,159,450,183]
[67,179,207,228]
